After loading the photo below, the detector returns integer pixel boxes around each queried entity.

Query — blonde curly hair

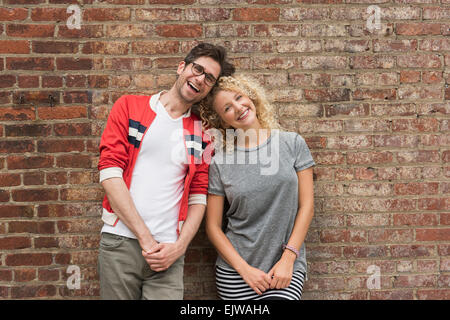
[199,75,281,150]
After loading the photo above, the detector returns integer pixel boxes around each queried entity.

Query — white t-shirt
[101,93,190,243]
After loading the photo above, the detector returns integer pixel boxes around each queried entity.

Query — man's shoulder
[116,94,152,105]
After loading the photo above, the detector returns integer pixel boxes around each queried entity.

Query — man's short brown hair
[183,42,235,78]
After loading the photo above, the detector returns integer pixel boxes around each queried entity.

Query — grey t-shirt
[208,130,315,274]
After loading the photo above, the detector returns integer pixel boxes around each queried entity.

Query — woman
[199,75,315,300]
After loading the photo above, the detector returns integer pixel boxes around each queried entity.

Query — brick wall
[0,0,448,300]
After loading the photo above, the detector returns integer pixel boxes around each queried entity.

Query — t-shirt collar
[149,91,192,118]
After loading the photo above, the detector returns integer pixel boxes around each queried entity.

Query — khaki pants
[98,232,184,300]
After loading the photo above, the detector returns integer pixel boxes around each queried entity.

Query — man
[97,43,235,300]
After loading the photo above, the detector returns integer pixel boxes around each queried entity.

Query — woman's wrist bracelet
[282,244,299,258]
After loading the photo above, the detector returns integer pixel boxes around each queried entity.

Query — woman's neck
[235,125,271,149]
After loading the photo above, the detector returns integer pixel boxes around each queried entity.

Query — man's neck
[158,88,192,119]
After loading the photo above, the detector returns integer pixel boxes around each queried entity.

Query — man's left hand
[142,242,185,272]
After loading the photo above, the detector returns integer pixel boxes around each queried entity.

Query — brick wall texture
[0,0,449,300]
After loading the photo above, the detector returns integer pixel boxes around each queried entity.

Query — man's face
[175,56,221,105]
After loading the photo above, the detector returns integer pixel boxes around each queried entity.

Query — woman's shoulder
[277,130,304,144]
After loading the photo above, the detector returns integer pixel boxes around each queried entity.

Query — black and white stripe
[216,265,305,300]
[185,134,206,159]
[128,119,147,148]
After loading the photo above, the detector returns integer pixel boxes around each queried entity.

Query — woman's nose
[232,102,244,113]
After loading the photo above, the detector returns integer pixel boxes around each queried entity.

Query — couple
[97,43,315,300]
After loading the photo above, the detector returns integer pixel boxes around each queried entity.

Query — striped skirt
[216,265,305,300]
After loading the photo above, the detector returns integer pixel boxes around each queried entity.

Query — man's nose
[193,73,206,84]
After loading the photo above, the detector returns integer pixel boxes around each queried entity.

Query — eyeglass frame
[190,62,218,87]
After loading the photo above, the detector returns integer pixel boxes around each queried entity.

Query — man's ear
[177,61,186,76]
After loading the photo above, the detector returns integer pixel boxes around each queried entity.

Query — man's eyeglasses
[191,62,217,87]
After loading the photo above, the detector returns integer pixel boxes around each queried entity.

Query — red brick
[0,7,28,21]
[393,213,438,226]
[0,107,36,121]
[185,8,230,21]
[0,75,16,88]
[11,285,56,298]
[320,229,350,243]
[304,89,350,102]
[23,172,45,185]
[0,173,20,187]
[14,268,36,282]
[34,237,59,249]
[6,253,53,266]
[32,41,78,54]
[0,40,29,54]
[56,58,93,70]
[398,54,441,68]
[324,103,369,117]
[148,0,194,3]
[7,155,54,169]
[368,229,414,243]
[30,7,67,21]
[6,57,54,71]
[419,198,448,211]
[18,76,39,88]
[400,70,421,84]
[42,75,63,88]
[350,56,395,69]
[0,190,10,202]
[65,75,86,87]
[441,213,450,225]
[83,8,131,21]
[353,88,396,101]
[136,8,183,21]
[5,124,51,137]
[394,183,439,195]
[370,290,414,300]
[0,237,31,250]
[56,155,92,168]
[397,23,441,35]
[5,0,45,3]
[233,8,280,22]
[397,151,441,164]
[6,24,55,38]
[156,24,202,38]
[12,189,58,202]
[38,269,60,281]
[313,152,346,165]
[58,25,104,38]
[38,106,87,120]
[0,140,34,154]
[82,41,129,55]
[0,205,34,218]
[57,218,103,233]
[60,187,104,201]
[417,289,450,300]
[0,270,12,281]
[416,229,450,242]
[394,275,436,288]
[37,204,84,218]
[46,172,68,185]
[63,91,91,104]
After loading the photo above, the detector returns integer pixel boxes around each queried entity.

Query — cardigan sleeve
[98,95,130,173]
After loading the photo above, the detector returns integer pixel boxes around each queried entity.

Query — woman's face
[212,90,260,130]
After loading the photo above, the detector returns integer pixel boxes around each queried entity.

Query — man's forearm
[101,177,157,251]
[176,204,206,252]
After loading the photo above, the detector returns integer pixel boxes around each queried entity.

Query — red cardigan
[98,94,210,236]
